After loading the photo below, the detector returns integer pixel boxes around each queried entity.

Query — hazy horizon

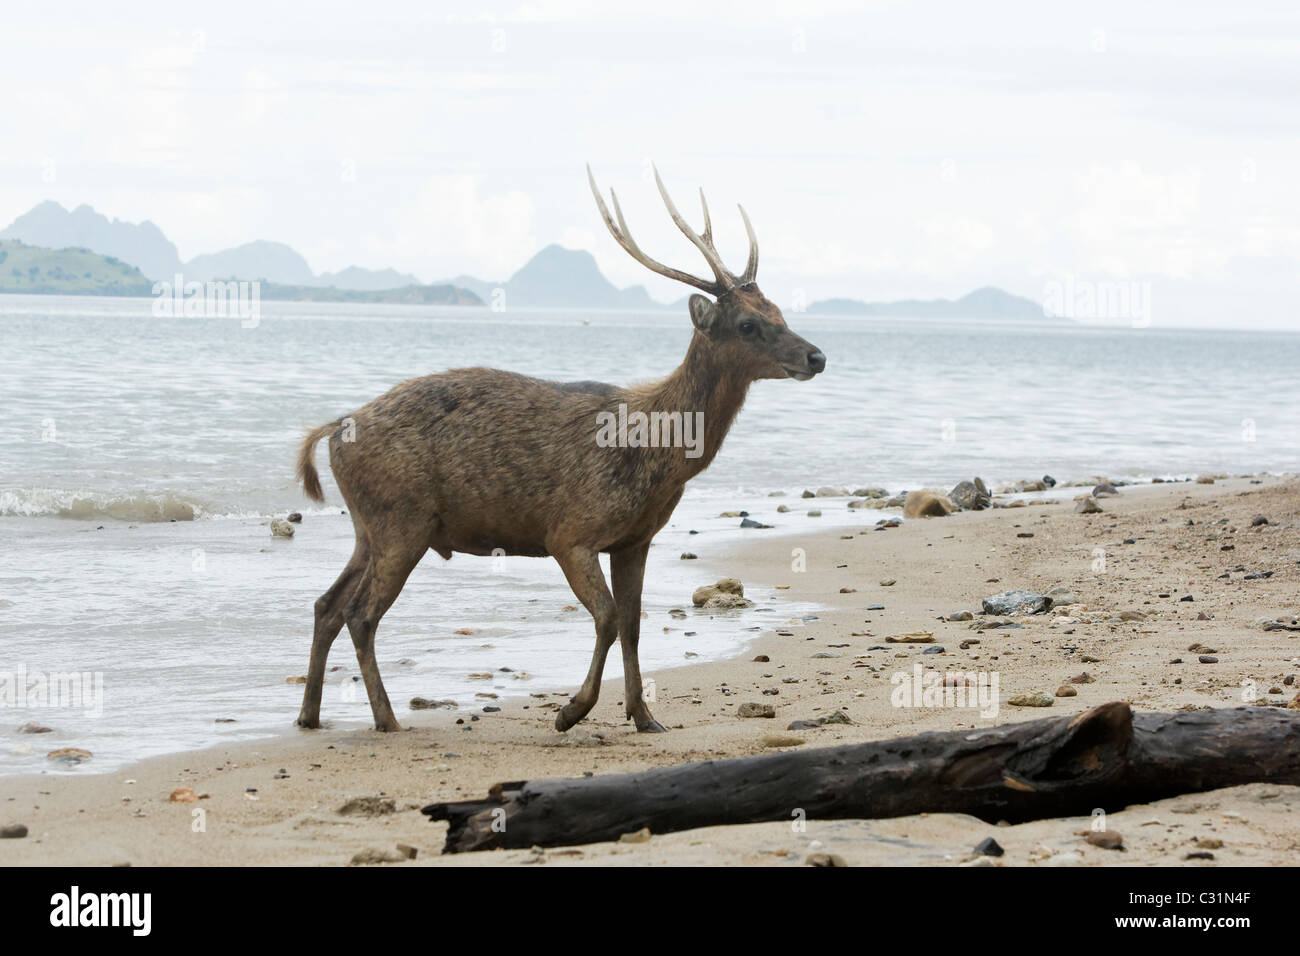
[3,0,1297,329]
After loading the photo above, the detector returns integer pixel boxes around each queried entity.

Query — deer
[294,164,826,735]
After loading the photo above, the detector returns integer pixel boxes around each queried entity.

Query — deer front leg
[611,542,665,732]
[552,546,618,732]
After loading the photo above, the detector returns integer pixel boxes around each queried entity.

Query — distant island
[0,200,1053,318]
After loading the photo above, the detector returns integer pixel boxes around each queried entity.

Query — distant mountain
[437,244,667,309]
[808,286,1048,319]
[1,202,430,292]
[185,240,315,285]
[315,266,421,291]
[0,239,153,295]
[1,202,181,280]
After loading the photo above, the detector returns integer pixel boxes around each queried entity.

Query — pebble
[760,733,805,748]
[270,517,295,538]
[619,827,652,844]
[805,853,848,867]
[1007,692,1054,708]
[1055,685,1078,697]
[1075,496,1103,514]
[16,722,52,734]
[1086,829,1124,850]
[736,703,775,719]
[1198,655,1218,664]
[982,590,1047,615]
[922,646,946,654]
[680,552,697,560]
[46,747,92,763]
[946,611,973,622]
[410,697,458,710]
[975,837,1004,857]
[0,824,28,839]
[885,631,934,643]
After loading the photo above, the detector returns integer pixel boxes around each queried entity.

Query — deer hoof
[635,718,668,733]
[373,720,402,733]
[554,710,576,732]
[295,715,320,730]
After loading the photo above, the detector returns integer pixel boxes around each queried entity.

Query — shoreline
[3,474,1298,866]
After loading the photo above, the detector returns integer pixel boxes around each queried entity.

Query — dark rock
[680,552,697,559]
[736,702,775,719]
[922,646,946,654]
[1087,829,1124,850]
[1042,475,1056,487]
[787,720,821,731]
[1251,515,1269,527]
[739,517,772,529]
[287,512,303,523]
[949,477,991,511]
[0,824,28,839]
[1092,482,1118,497]
[982,589,1048,615]
[975,837,1004,857]
[1198,655,1218,664]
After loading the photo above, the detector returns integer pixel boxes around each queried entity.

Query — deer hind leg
[297,536,370,729]
[553,546,618,732]
[611,543,665,732]
[343,538,425,733]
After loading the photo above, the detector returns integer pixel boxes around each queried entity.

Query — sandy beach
[4,475,1298,867]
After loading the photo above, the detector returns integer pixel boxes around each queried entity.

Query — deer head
[588,164,826,383]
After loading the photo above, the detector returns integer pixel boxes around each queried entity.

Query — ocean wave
[0,488,203,522]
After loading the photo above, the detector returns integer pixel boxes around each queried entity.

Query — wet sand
[4,475,1298,866]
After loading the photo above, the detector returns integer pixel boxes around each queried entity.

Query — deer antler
[587,164,760,296]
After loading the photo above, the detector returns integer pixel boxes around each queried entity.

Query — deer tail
[296,422,335,503]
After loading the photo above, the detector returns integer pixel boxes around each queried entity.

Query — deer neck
[634,332,752,481]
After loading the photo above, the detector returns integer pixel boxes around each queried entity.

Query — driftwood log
[423,702,1300,853]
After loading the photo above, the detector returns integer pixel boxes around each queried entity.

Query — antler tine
[738,203,759,285]
[651,164,736,291]
[586,164,721,295]
[698,188,713,244]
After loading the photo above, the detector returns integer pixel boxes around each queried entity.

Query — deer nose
[807,350,826,374]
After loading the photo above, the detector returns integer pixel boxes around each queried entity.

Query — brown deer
[294,165,825,734]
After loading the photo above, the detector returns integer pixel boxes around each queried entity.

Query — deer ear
[688,294,718,333]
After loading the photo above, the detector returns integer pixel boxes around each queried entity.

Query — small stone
[0,824,28,839]
[974,837,1004,857]
[1185,851,1215,861]
[1086,830,1124,850]
[619,827,652,844]
[169,788,199,803]
[1075,496,1103,514]
[16,722,52,734]
[396,843,419,859]
[680,552,697,560]
[760,733,805,748]
[1055,685,1078,697]
[410,697,457,710]
[922,646,946,655]
[885,631,934,643]
[947,610,973,622]
[752,654,770,662]
[1068,672,1095,683]
[270,517,295,538]
[287,512,303,523]
[1198,655,1218,664]
[805,853,848,867]
[787,720,821,730]
[1008,692,1054,708]
[1251,515,1269,526]
[982,590,1047,615]
[736,702,776,719]
[46,747,92,763]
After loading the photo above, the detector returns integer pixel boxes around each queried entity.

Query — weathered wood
[422,703,1300,853]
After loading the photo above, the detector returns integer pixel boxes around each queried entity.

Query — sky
[1,0,1298,328]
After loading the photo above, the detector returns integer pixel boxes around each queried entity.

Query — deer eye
[738,321,756,336]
